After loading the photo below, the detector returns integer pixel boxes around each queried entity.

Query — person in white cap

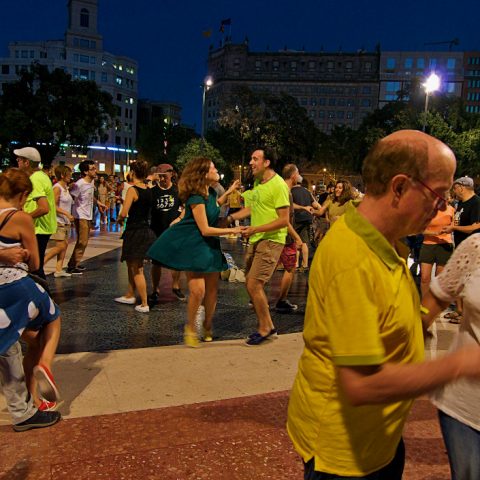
[15,147,57,279]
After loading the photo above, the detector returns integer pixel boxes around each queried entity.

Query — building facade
[0,0,138,175]
[379,51,463,108]
[463,51,480,113]
[205,42,380,134]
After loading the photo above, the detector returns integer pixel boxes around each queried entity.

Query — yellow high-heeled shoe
[184,325,199,348]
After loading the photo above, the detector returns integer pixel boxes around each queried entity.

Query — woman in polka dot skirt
[0,168,62,411]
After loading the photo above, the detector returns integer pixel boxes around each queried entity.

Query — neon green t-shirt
[287,203,424,476]
[242,173,290,245]
[24,171,57,235]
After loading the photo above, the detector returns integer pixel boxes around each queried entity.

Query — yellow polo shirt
[287,203,424,476]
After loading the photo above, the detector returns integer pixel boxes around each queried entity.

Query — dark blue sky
[1,0,479,131]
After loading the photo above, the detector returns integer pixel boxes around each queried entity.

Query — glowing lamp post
[201,76,213,139]
[422,73,440,132]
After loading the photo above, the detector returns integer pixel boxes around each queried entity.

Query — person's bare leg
[130,261,148,307]
[277,268,295,303]
[247,277,273,336]
[44,241,64,267]
[186,273,204,332]
[124,262,136,299]
[171,270,181,290]
[151,264,162,294]
[203,272,219,331]
[420,262,433,299]
[301,242,309,268]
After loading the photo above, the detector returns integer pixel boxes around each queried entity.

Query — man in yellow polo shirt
[287,130,480,479]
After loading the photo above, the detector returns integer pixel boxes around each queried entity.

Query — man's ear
[391,175,408,200]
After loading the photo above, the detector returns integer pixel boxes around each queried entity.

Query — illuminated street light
[201,76,213,138]
[422,73,440,132]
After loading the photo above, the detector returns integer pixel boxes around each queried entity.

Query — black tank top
[126,186,152,227]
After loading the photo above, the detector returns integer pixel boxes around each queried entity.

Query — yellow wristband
[420,305,430,315]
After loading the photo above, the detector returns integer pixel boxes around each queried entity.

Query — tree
[175,139,226,174]
[216,86,320,170]
[136,120,197,165]
[0,64,116,164]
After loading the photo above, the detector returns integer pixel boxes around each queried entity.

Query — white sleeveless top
[0,208,28,285]
[54,182,73,225]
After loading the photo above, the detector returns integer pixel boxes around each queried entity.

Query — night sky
[1,0,479,131]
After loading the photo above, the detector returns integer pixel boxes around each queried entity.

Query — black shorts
[295,222,311,244]
[418,243,454,266]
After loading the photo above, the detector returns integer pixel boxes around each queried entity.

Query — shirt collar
[344,202,407,270]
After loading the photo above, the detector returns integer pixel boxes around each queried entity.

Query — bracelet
[420,305,430,315]
[227,215,233,225]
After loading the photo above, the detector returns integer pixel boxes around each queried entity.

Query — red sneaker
[38,400,58,412]
[33,365,60,403]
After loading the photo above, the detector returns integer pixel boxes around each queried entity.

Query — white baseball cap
[14,147,42,163]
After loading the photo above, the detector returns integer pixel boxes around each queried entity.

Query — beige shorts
[245,239,284,283]
[50,224,71,241]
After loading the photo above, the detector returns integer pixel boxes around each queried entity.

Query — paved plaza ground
[0,226,457,479]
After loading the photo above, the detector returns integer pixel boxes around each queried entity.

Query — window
[79,69,89,80]
[126,66,135,74]
[386,81,401,92]
[445,82,456,93]
[101,72,108,82]
[386,58,396,69]
[90,71,95,81]
[346,111,354,119]
[15,51,19,58]
[310,98,317,106]
[361,99,372,107]
[417,58,425,69]
[301,98,308,106]
[90,40,96,49]
[404,58,413,68]
[255,60,261,71]
[80,55,90,63]
[273,60,279,71]
[364,62,372,72]
[30,50,34,58]
[90,56,96,64]
[346,98,355,107]
[1,65,9,74]
[309,110,316,118]
[328,98,336,106]
[116,93,122,101]
[308,61,316,70]
[40,51,47,58]
[80,8,89,28]
[345,61,353,70]
[328,111,335,118]
[327,61,334,71]
[447,58,456,69]
[290,61,297,71]
[362,86,372,94]
[318,111,325,119]
[429,58,437,68]
[116,76,123,85]
[337,98,346,106]
[21,50,28,58]
[336,111,344,119]
[80,38,90,48]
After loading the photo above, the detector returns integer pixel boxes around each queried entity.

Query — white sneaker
[135,304,150,313]
[114,296,136,305]
[54,271,72,278]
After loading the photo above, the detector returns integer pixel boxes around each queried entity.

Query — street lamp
[422,73,440,132]
[201,76,213,138]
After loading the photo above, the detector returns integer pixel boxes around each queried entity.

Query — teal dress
[147,188,228,272]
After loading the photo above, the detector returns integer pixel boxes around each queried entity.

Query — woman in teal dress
[148,157,242,347]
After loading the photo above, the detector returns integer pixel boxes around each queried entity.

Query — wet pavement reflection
[49,237,308,354]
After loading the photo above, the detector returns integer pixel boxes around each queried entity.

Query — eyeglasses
[409,176,448,210]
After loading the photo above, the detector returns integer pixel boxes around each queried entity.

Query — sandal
[444,311,460,320]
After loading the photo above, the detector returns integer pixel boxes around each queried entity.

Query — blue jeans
[439,410,480,480]
[304,439,404,480]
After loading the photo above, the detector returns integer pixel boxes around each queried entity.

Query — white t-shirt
[430,233,480,431]
[70,178,94,220]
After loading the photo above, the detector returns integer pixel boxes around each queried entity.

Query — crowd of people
[1,133,479,480]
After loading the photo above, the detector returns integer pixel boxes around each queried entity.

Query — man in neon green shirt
[226,148,290,346]
[16,147,57,279]
[287,130,480,479]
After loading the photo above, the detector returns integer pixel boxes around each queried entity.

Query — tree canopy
[0,64,116,165]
